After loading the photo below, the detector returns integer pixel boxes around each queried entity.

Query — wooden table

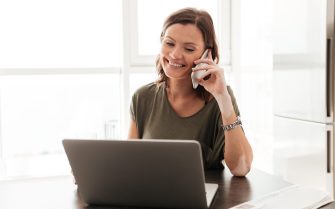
[0,168,333,209]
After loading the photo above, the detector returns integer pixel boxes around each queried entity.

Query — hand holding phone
[191,49,209,89]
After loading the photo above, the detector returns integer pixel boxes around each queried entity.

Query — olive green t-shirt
[130,82,240,169]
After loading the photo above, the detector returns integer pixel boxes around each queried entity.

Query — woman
[128,8,253,176]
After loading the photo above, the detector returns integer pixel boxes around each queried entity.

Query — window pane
[137,0,219,55]
[129,72,157,99]
[0,0,122,68]
[240,0,272,67]
[0,74,121,177]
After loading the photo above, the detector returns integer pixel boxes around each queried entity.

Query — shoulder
[226,85,234,96]
[133,82,160,97]
[131,82,164,107]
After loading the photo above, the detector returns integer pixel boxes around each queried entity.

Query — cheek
[159,46,165,59]
[187,56,197,67]
[160,44,169,57]
[159,46,170,67]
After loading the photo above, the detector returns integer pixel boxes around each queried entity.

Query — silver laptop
[62,139,218,209]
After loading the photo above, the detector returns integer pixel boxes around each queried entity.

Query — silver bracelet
[221,116,242,131]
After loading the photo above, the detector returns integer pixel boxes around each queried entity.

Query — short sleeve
[130,92,138,122]
[128,82,157,138]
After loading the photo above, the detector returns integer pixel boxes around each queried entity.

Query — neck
[166,78,195,99]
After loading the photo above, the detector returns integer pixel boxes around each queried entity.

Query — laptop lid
[62,139,217,209]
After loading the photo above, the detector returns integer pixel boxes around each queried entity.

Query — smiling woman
[128,8,253,176]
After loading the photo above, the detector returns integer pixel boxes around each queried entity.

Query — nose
[169,47,183,59]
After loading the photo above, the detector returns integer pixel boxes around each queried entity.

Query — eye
[165,41,174,47]
[185,48,195,52]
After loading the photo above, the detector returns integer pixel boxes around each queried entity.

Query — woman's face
[160,23,205,80]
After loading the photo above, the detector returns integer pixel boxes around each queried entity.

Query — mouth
[166,58,186,68]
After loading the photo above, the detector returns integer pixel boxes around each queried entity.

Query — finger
[194,58,215,65]
[207,49,212,59]
[194,64,220,73]
[192,63,209,71]
[207,49,219,64]
[197,68,213,80]
[198,74,211,86]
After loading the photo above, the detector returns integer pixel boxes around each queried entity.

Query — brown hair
[155,7,219,101]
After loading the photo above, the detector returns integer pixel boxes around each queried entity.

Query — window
[0,0,123,178]
[0,0,122,68]
[0,74,121,177]
[0,0,231,178]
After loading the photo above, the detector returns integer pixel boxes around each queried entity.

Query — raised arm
[195,50,253,176]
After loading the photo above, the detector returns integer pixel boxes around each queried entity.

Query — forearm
[214,89,253,176]
[224,127,253,176]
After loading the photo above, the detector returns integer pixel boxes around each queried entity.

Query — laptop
[62,139,218,209]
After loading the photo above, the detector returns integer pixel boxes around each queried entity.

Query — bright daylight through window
[0,0,225,178]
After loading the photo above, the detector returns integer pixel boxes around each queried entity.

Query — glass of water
[104,120,120,139]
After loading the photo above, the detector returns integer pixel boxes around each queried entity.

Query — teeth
[169,61,183,67]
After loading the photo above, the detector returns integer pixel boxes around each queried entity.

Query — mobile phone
[191,49,209,89]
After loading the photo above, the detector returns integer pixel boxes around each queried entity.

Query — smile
[168,60,185,68]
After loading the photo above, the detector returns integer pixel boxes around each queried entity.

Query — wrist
[215,92,235,120]
[221,116,242,131]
